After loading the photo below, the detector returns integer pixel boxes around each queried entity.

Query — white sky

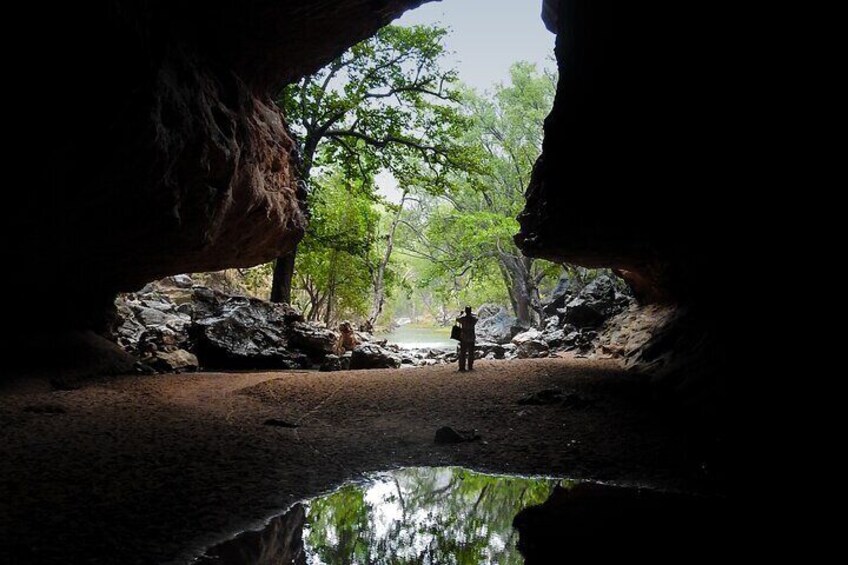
[395,0,555,93]
[378,0,555,202]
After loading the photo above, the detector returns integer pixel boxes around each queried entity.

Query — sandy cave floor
[0,356,721,564]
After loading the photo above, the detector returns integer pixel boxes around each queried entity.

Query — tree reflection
[303,467,559,564]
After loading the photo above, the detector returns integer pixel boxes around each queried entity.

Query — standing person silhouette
[456,306,478,372]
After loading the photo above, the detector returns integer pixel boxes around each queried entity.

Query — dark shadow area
[514,482,729,562]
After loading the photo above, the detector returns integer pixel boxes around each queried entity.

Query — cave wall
[518,0,735,306]
[520,0,736,428]
[8,0,430,334]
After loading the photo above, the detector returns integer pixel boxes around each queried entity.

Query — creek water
[198,466,724,564]
[375,325,454,350]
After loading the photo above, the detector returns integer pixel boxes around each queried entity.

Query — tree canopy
[268,24,478,311]
[395,62,559,325]
[237,28,564,329]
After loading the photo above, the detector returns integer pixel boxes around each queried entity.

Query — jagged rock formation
[115,277,465,371]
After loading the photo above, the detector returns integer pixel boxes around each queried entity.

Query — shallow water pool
[198,466,725,564]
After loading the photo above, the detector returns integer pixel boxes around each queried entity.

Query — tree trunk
[269,136,314,304]
[323,248,339,326]
[499,252,537,327]
[512,277,534,326]
[368,192,407,325]
[270,249,297,304]
[323,286,334,325]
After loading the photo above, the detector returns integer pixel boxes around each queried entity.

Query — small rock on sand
[434,426,480,444]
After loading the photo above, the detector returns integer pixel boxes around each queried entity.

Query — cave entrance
[114,1,639,374]
[4,2,730,563]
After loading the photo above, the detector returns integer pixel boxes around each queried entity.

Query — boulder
[476,341,507,359]
[501,343,518,359]
[171,274,194,288]
[349,344,401,370]
[516,340,550,359]
[518,389,563,405]
[147,349,199,373]
[319,354,339,371]
[561,275,628,328]
[542,329,566,348]
[354,331,373,344]
[434,426,481,444]
[476,304,502,319]
[476,309,519,344]
[138,326,188,353]
[320,354,348,372]
[116,283,337,371]
[288,322,338,358]
[543,274,573,316]
[114,301,147,350]
[512,329,544,345]
[190,297,309,370]
[114,291,191,354]
[441,351,459,363]
[575,330,598,352]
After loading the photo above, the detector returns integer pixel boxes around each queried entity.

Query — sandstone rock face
[11,0,430,343]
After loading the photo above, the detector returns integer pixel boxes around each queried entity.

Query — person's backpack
[450,323,461,341]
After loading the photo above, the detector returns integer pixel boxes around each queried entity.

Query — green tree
[292,172,379,323]
[271,24,475,307]
[304,467,560,564]
[398,62,559,325]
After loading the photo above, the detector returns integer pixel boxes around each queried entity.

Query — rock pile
[114,276,454,373]
[114,273,638,373]
[473,274,633,360]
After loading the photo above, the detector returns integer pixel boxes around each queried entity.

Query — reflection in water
[201,467,558,564]
[304,467,558,564]
[199,467,724,564]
